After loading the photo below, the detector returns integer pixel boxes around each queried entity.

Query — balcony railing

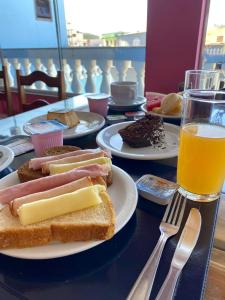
[203,45,225,67]
[0,47,146,96]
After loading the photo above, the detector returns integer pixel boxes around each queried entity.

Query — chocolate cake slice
[118,115,165,148]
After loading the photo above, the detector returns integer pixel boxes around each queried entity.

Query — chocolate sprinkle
[118,115,165,148]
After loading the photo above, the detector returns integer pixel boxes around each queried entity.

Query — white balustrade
[4,58,14,87]
[24,58,32,75]
[24,58,36,89]
[114,60,131,81]
[71,59,85,94]
[2,48,146,97]
[47,58,57,91]
[98,59,113,94]
[62,58,72,93]
[132,61,145,96]
[47,58,57,76]
[84,59,98,93]
[13,58,21,71]
[35,58,46,90]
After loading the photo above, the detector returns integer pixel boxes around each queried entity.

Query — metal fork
[127,192,187,300]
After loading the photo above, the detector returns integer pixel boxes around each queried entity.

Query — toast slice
[17,146,113,186]
[0,191,115,249]
[17,145,81,182]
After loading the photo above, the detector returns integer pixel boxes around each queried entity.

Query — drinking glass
[184,70,220,91]
[177,90,225,202]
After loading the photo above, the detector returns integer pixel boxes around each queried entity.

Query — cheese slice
[18,185,106,225]
[49,157,112,175]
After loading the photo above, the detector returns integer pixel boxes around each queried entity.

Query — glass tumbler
[177,90,225,202]
[184,70,220,91]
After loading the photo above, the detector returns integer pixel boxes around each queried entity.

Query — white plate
[0,165,137,259]
[24,111,106,140]
[108,97,146,112]
[96,121,180,160]
[0,146,14,172]
[141,103,181,120]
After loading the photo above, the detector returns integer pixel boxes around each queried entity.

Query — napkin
[6,138,34,156]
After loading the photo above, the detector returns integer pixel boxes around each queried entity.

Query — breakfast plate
[0,165,138,259]
[24,111,106,140]
[96,121,180,160]
[0,145,14,173]
[141,103,181,120]
[108,96,146,112]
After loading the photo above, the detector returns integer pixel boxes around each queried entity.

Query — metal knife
[155,208,202,300]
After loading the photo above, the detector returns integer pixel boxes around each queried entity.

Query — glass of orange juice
[177,90,225,201]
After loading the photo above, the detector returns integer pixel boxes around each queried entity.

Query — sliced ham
[0,164,109,205]
[29,148,111,170]
[41,151,105,175]
[10,177,93,216]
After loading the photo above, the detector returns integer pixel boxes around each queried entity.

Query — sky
[64,0,225,36]
[63,0,148,35]
[207,0,225,26]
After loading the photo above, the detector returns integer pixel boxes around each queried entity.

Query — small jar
[31,130,63,157]
[24,120,65,156]
[87,93,110,117]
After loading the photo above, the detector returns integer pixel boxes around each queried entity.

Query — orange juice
[177,123,225,195]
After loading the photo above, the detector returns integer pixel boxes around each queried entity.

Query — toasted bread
[17,145,80,182]
[0,191,115,249]
[44,146,80,156]
[17,146,113,186]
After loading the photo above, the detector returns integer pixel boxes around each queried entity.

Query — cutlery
[156,208,202,300]
[127,192,187,300]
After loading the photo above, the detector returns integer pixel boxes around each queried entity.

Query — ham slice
[10,177,93,216]
[41,151,105,175]
[29,149,111,170]
[0,164,108,205]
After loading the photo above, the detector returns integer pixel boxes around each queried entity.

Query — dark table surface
[0,96,219,300]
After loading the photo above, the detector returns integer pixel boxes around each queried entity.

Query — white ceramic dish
[108,96,146,112]
[0,165,138,259]
[141,103,181,120]
[24,111,106,140]
[0,145,14,172]
[96,121,180,160]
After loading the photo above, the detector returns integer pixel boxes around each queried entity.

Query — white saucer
[109,96,146,111]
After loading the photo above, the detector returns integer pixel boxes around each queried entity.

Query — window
[64,0,147,48]
[0,0,147,100]
[203,0,225,71]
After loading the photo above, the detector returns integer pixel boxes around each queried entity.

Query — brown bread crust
[43,146,80,156]
[17,145,81,182]
[17,146,113,186]
[0,192,115,249]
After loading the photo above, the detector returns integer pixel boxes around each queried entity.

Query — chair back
[0,65,13,115]
[16,70,66,110]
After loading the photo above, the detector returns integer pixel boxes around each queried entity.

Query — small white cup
[87,93,109,117]
[111,81,137,104]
